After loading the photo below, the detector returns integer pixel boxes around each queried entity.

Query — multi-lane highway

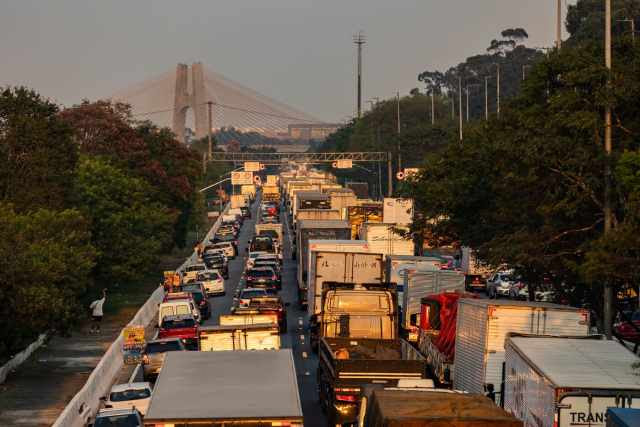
[202,196,326,425]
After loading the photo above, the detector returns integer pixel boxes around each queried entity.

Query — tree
[74,157,174,284]
[0,87,78,212]
[0,204,95,355]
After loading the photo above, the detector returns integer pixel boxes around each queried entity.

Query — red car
[158,314,199,350]
[614,310,640,343]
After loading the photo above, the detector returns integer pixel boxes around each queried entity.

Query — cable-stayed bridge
[110,62,338,143]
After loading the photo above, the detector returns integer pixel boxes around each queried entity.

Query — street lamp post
[485,76,490,120]
[603,0,614,340]
[496,63,501,118]
[458,76,463,143]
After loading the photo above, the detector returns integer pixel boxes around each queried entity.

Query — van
[158,299,201,326]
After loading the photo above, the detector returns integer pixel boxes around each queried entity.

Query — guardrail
[53,203,230,427]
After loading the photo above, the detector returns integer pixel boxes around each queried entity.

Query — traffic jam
[92,167,639,427]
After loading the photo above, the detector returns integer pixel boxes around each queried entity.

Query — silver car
[142,338,186,380]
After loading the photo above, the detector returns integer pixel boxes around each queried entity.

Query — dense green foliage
[323,1,640,323]
[0,90,203,355]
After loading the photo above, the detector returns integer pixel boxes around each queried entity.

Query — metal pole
[556,0,562,49]
[485,76,489,121]
[207,101,213,160]
[397,91,402,171]
[387,152,393,197]
[458,77,463,143]
[466,88,470,121]
[354,32,366,118]
[431,91,435,125]
[496,63,501,119]
[451,94,455,120]
[603,0,613,340]
[378,160,383,201]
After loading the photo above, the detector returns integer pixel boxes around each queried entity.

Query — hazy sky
[1,1,568,122]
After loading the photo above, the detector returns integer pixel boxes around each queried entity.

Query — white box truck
[385,255,444,311]
[504,335,640,427]
[306,240,381,317]
[358,223,414,256]
[383,197,414,224]
[453,299,590,403]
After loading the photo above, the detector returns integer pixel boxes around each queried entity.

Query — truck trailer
[453,300,590,404]
[143,350,303,426]
[504,335,640,427]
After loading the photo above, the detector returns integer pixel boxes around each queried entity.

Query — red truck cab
[158,314,199,350]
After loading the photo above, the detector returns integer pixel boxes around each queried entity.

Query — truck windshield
[250,238,274,252]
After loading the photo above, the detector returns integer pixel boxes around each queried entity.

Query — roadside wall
[52,203,230,427]
[0,334,48,384]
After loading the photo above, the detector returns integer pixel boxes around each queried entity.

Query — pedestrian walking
[89,288,107,334]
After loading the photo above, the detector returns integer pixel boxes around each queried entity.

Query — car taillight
[335,394,357,402]
[142,354,149,364]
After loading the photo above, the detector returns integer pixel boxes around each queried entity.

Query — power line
[130,101,320,123]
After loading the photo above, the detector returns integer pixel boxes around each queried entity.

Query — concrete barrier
[0,333,48,384]
[53,204,229,427]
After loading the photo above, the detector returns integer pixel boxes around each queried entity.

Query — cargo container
[326,188,358,211]
[359,389,522,427]
[199,323,280,351]
[453,300,590,403]
[240,184,256,200]
[295,209,341,224]
[144,350,303,426]
[293,191,330,221]
[230,194,247,209]
[383,197,414,224]
[504,335,640,427]
[358,223,414,256]
[266,175,278,186]
[400,269,465,340]
[384,255,443,306]
[262,184,280,202]
[347,204,383,239]
[295,220,351,306]
[306,240,381,317]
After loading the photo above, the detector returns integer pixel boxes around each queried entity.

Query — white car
[487,270,516,298]
[158,298,201,326]
[198,270,225,296]
[246,251,268,269]
[183,263,208,282]
[210,242,236,259]
[103,382,152,416]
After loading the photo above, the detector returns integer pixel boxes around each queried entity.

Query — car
[208,241,236,259]
[614,309,640,343]
[157,314,199,350]
[93,408,143,427]
[202,253,229,278]
[183,263,208,282]
[246,251,268,269]
[465,274,487,292]
[185,288,211,319]
[103,382,152,416]
[142,338,186,380]
[240,206,251,218]
[158,295,201,325]
[237,287,270,307]
[248,236,275,254]
[235,295,288,333]
[486,270,517,298]
[253,260,282,288]
[245,267,279,293]
[196,270,225,296]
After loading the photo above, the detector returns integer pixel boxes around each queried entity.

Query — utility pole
[451,94,455,120]
[496,63,501,118]
[396,91,402,171]
[354,31,366,118]
[556,0,562,49]
[465,87,470,121]
[485,76,490,121]
[387,152,393,196]
[430,89,435,125]
[603,0,613,340]
[522,65,530,81]
[458,77,463,143]
[207,101,213,161]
